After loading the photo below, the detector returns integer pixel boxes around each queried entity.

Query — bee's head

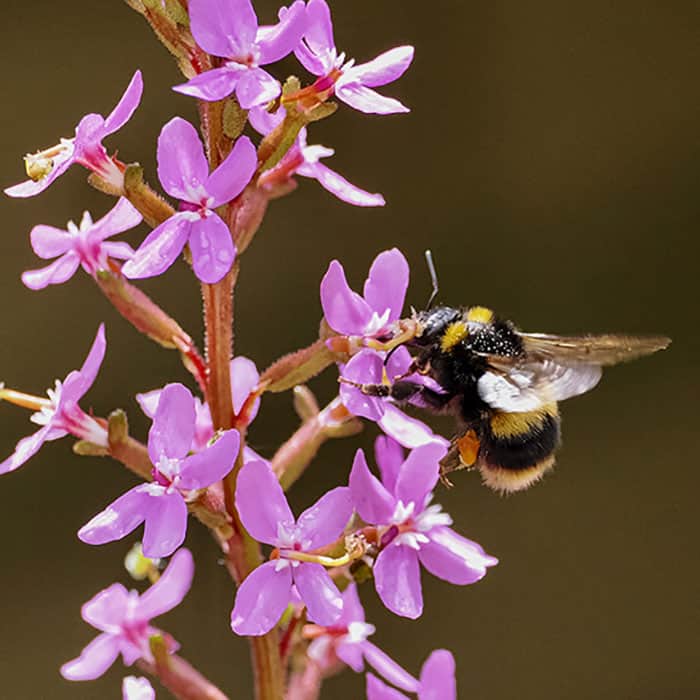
[412,306,462,347]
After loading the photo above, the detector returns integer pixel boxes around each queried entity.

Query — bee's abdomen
[478,404,561,492]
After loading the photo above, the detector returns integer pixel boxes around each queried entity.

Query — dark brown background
[1,1,698,698]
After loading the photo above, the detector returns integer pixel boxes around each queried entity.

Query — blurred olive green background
[1,1,698,698]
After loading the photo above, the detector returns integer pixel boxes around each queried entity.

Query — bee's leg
[341,378,453,411]
[439,428,482,486]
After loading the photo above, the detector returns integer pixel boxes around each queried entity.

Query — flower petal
[231,560,292,636]
[28,224,72,259]
[148,382,196,462]
[61,323,107,403]
[339,351,385,421]
[142,491,188,558]
[235,67,281,110]
[102,241,136,261]
[256,0,306,64]
[178,429,240,489]
[394,441,446,509]
[374,435,404,495]
[189,214,236,284]
[81,583,129,631]
[320,260,372,335]
[60,633,121,681]
[189,0,257,58]
[206,135,257,207]
[293,562,343,626]
[121,214,190,280]
[157,117,209,201]
[366,674,410,700]
[78,484,151,546]
[374,544,423,619]
[378,405,448,450]
[22,252,81,290]
[122,676,156,700]
[295,486,352,550]
[230,356,260,417]
[362,248,409,324]
[235,459,294,544]
[349,449,395,525]
[419,526,497,585]
[0,425,53,475]
[343,46,414,88]
[103,70,144,135]
[335,83,409,115]
[248,105,284,135]
[335,640,365,672]
[361,641,419,693]
[137,548,194,620]
[89,197,143,241]
[4,148,75,198]
[339,582,365,624]
[304,0,335,57]
[173,66,241,102]
[298,161,385,207]
[418,649,456,700]
[136,389,161,419]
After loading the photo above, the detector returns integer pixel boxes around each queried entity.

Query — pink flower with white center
[366,650,457,700]
[0,325,108,475]
[294,0,413,115]
[231,459,353,636]
[61,549,193,682]
[21,198,141,290]
[250,106,385,207]
[350,438,498,619]
[122,676,155,700]
[122,118,257,284]
[173,0,306,109]
[5,71,143,198]
[78,383,241,557]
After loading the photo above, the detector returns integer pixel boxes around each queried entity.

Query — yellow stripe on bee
[489,403,559,439]
[440,321,469,352]
[466,306,494,324]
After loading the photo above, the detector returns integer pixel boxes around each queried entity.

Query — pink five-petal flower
[122,676,156,700]
[250,106,385,206]
[231,459,352,635]
[78,383,240,557]
[0,325,108,475]
[21,198,141,290]
[122,118,257,284]
[5,71,143,198]
[61,549,193,682]
[295,0,413,115]
[349,440,498,619]
[174,0,306,109]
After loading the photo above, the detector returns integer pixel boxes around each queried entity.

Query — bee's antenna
[425,249,439,309]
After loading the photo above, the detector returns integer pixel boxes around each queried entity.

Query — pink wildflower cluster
[2,1,497,698]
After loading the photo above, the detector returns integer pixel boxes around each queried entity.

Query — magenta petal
[0,425,52,475]
[340,351,386,421]
[235,67,281,109]
[248,105,284,135]
[346,47,414,88]
[178,429,240,489]
[22,253,81,290]
[378,405,448,450]
[256,0,306,64]
[320,260,372,335]
[374,435,404,495]
[5,150,74,198]
[103,70,144,134]
[335,83,409,115]
[137,548,194,620]
[29,224,72,258]
[394,442,446,508]
[148,383,196,462]
[60,633,121,681]
[293,562,343,626]
[336,640,365,672]
[366,674,410,700]
[90,198,143,241]
[121,214,190,280]
[231,561,292,636]
[418,650,456,700]
[361,641,419,693]
[235,459,294,544]
[349,449,395,525]
[142,490,188,558]
[295,486,352,550]
[78,484,151,546]
[206,135,257,207]
[299,162,386,207]
[189,0,257,58]
[419,527,497,585]
[363,249,409,323]
[304,0,335,56]
[61,323,107,403]
[81,583,129,631]
[173,66,240,102]
[374,544,423,619]
[339,582,365,624]
[102,241,136,261]
[189,214,236,284]
[230,356,260,417]
[136,389,161,419]
[157,118,209,201]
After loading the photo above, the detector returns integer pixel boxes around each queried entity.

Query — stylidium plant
[2,2,502,699]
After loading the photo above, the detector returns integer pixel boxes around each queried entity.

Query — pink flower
[5,71,143,198]
[350,439,497,619]
[250,107,385,206]
[295,0,413,114]
[122,676,155,700]
[78,383,240,557]
[0,325,108,475]
[231,459,353,635]
[21,198,141,290]
[61,549,193,681]
[122,118,257,284]
[174,0,306,109]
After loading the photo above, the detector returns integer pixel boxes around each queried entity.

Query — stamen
[0,386,52,411]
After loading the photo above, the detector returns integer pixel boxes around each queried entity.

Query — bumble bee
[347,255,671,493]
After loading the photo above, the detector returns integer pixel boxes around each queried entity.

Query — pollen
[466,306,494,325]
[456,429,480,467]
[440,321,468,352]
